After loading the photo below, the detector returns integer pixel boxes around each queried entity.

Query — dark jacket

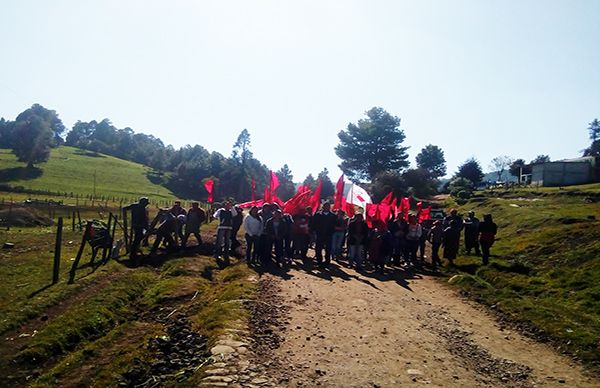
[347,218,368,245]
[310,210,337,236]
[478,220,497,244]
[265,217,289,240]
[124,203,149,228]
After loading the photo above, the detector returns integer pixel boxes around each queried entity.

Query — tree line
[2,104,596,202]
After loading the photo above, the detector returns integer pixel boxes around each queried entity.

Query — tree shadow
[0,166,43,182]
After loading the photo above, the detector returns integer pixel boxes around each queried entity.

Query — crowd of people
[212,200,498,271]
[123,197,498,270]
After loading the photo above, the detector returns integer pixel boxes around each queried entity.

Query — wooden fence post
[122,208,130,254]
[101,214,113,262]
[52,217,63,284]
[108,213,118,261]
[69,221,91,284]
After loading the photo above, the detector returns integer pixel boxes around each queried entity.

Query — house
[530,156,599,187]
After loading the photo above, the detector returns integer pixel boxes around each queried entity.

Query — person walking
[464,211,481,255]
[123,197,149,262]
[443,219,461,265]
[478,214,498,265]
[182,202,206,248]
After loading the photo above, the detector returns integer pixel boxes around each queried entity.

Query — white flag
[345,183,372,207]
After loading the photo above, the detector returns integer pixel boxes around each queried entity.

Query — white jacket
[243,215,263,237]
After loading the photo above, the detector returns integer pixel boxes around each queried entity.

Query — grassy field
[446,183,600,371]
[0,206,255,386]
[0,146,177,202]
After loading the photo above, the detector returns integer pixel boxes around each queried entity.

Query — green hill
[448,184,600,370]
[0,146,176,201]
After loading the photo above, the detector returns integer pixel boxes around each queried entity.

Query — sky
[1,0,599,182]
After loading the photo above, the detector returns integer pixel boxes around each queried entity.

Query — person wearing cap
[463,210,481,255]
[123,197,149,261]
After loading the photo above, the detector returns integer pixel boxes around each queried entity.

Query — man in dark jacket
[265,209,289,266]
[123,197,149,261]
[478,214,498,265]
[347,213,368,269]
[310,202,337,267]
[463,211,481,255]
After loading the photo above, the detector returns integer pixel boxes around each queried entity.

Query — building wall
[531,162,592,187]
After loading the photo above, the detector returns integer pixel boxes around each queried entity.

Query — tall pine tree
[335,107,409,182]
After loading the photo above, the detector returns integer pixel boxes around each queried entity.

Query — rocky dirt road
[252,261,599,387]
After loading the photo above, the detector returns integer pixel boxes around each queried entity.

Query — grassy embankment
[0,146,177,204]
[446,183,600,372]
[0,204,254,386]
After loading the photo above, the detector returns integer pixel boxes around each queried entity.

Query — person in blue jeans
[331,209,347,261]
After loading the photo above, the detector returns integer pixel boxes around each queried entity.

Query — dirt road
[254,262,599,387]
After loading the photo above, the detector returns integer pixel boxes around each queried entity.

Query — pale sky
[1,1,599,181]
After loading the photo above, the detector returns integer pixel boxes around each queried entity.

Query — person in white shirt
[243,206,263,265]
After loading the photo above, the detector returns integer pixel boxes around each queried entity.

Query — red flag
[251,178,256,201]
[397,197,410,221]
[270,171,280,193]
[365,203,378,228]
[263,186,271,203]
[343,198,355,218]
[333,175,345,210]
[297,184,310,194]
[380,191,395,206]
[416,201,423,212]
[377,203,392,223]
[283,189,312,215]
[309,180,322,215]
[239,199,265,208]
[418,206,431,223]
[204,179,214,203]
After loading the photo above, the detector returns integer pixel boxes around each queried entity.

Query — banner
[309,180,322,215]
[345,183,372,208]
[333,175,345,210]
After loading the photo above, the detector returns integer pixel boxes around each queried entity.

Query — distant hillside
[449,184,600,370]
[0,146,177,201]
